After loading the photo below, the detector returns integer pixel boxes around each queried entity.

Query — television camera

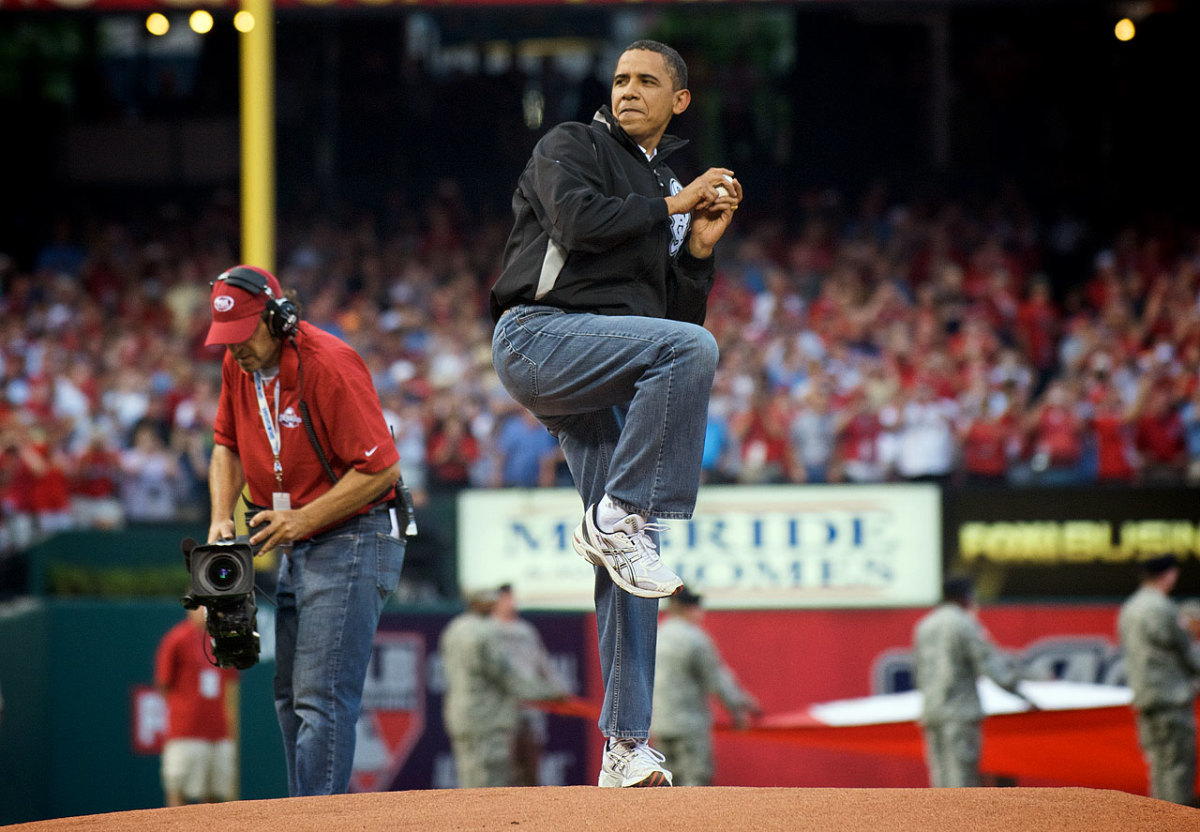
[180,538,260,670]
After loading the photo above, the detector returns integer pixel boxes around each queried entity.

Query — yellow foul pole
[239,0,276,271]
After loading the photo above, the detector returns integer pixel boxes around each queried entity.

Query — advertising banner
[944,486,1200,598]
[457,484,942,610]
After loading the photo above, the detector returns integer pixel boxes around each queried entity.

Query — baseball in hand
[715,174,734,199]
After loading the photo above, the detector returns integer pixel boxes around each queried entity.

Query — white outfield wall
[457,484,942,610]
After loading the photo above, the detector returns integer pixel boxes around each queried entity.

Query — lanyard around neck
[253,371,284,489]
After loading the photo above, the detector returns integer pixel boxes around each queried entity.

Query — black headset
[216,266,300,339]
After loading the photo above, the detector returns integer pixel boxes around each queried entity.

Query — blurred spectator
[834,391,884,483]
[701,399,737,485]
[70,429,124,529]
[119,418,187,522]
[731,389,796,484]
[1024,381,1086,485]
[1087,384,1138,485]
[790,386,836,484]
[492,409,561,489]
[0,424,74,544]
[958,398,1017,487]
[8,174,1200,561]
[154,606,239,806]
[1179,386,1200,485]
[884,384,958,484]
[425,414,479,493]
[1015,278,1062,393]
[1134,385,1186,485]
[381,392,429,505]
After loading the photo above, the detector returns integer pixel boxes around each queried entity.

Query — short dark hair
[623,40,688,91]
[1139,553,1179,577]
[943,576,974,606]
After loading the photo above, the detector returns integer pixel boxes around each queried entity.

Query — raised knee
[690,327,719,371]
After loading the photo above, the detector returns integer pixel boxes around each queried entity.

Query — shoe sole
[573,526,682,599]
[598,771,672,788]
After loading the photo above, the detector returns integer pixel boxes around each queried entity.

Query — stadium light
[1114,18,1136,41]
[190,10,214,35]
[145,13,169,37]
[234,11,256,33]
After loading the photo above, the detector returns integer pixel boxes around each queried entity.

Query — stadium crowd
[3,180,1200,565]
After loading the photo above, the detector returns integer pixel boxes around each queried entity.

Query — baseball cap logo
[213,295,236,313]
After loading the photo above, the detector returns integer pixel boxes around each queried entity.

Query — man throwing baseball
[489,39,741,788]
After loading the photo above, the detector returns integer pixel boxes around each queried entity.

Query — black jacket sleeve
[526,124,670,254]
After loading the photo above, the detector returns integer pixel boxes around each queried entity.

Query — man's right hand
[208,518,236,544]
[665,167,740,216]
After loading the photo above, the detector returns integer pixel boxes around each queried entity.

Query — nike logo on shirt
[364,445,379,458]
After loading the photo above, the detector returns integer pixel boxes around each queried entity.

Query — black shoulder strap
[299,399,338,485]
[291,335,339,485]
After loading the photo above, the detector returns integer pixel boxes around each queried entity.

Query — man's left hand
[688,176,742,259]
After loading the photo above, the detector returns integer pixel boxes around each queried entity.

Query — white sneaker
[598,738,673,787]
[573,505,683,599]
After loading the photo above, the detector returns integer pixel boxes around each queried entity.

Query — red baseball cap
[205,265,284,346]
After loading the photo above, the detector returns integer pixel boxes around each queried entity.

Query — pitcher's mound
[5,786,1199,832]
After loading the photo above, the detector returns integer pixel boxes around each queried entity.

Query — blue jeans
[273,509,405,795]
[492,305,718,739]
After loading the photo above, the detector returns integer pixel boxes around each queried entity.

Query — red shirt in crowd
[962,417,1013,477]
[425,419,479,488]
[1135,409,1186,465]
[1033,405,1084,466]
[1016,293,1060,371]
[72,445,120,498]
[1090,411,1136,482]
[736,400,795,480]
[838,410,881,464]
[154,616,238,741]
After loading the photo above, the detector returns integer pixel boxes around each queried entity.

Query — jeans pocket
[493,335,540,410]
[374,532,405,600]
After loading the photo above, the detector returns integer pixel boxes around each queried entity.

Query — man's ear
[672,88,691,117]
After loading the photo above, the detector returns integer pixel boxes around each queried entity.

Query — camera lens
[206,555,242,591]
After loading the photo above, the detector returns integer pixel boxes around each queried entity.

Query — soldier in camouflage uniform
[913,575,1026,788]
[650,588,759,786]
[439,589,564,788]
[493,584,570,786]
[1118,553,1199,806]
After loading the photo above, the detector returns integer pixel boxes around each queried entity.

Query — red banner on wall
[130,684,167,756]
[577,602,1147,791]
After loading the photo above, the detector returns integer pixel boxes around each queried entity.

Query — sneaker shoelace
[615,517,669,566]
[609,739,666,771]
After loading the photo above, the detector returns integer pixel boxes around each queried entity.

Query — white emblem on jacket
[668,178,690,257]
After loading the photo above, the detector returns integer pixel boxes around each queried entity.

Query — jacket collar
[592,106,688,165]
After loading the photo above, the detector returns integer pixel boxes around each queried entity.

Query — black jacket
[489,107,716,325]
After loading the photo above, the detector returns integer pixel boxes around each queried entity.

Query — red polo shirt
[155,618,238,741]
[212,322,398,522]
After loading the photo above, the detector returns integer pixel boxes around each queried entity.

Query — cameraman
[205,265,405,796]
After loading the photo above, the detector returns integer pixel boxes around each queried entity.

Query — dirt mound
[4,786,1198,832]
